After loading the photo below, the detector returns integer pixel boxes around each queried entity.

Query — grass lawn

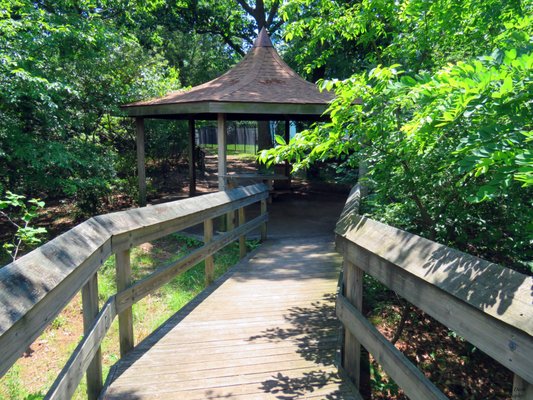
[202,143,258,157]
[0,234,259,399]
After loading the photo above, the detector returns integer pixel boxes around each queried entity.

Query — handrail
[0,184,269,399]
[335,184,533,399]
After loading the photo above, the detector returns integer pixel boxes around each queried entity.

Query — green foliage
[0,0,285,215]
[0,192,47,260]
[0,0,180,212]
[263,6,532,271]
[2,365,25,399]
[370,362,400,396]
[119,3,242,85]
[280,0,527,78]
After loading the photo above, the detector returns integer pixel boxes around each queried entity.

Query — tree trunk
[255,0,266,30]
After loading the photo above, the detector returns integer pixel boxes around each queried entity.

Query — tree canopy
[0,0,531,271]
[261,0,532,272]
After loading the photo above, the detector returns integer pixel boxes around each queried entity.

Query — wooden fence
[336,184,533,400]
[0,184,269,400]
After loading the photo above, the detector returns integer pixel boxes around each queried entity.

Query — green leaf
[274,135,286,146]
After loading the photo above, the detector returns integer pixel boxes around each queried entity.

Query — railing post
[116,249,134,357]
[238,207,246,259]
[343,260,370,396]
[266,179,273,204]
[260,198,267,242]
[513,374,533,400]
[226,210,235,231]
[81,273,102,400]
[204,218,215,285]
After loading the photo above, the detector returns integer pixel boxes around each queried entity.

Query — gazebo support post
[135,117,147,207]
[284,120,291,178]
[188,119,196,197]
[217,113,232,230]
[217,113,227,191]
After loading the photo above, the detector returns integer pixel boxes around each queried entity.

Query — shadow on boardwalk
[242,294,349,400]
[247,293,339,365]
[102,238,358,399]
[102,189,359,399]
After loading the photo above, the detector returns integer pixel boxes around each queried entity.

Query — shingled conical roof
[122,28,335,120]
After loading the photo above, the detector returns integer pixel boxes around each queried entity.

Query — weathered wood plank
[335,184,363,235]
[103,239,348,400]
[116,352,330,376]
[203,218,214,286]
[260,198,267,241]
[116,341,337,368]
[112,359,334,387]
[115,214,267,313]
[115,340,337,369]
[0,184,268,378]
[108,382,355,400]
[337,236,533,384]
[121,323,335,348]
[335,214,533,337]
[238,207,246,258]
[513,374,533,400]
[226,210,235,231]
[121,100,332,118]
[172,296,335,312]
[81,274,103,400]
[107,380,356,400]
[46,298,116,400]
[108,184,269,251]
[116,249,134,357]
[337,294,448,400]
[105,366,341,397]
[0,220,111,377]
[134,334,338,353]
[343,261,363,389]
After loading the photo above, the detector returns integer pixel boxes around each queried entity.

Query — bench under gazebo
[122,28,334,206]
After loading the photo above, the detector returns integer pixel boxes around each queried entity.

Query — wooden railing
[336,184,533,400]
[0,184,269,400]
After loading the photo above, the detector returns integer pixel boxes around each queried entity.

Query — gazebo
[122,28,334,206]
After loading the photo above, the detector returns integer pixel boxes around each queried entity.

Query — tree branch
[195,28,245,56]
[12,220,29,261]
[234,0,255,17]
[0,210,21,230]
[266,0,280,29]
[391,298,410,345]
[269,19,284,35]
[236,32,254,46]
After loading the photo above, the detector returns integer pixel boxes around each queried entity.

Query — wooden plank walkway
[103,237,360,399]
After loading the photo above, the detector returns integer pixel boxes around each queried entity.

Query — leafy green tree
[280,0,527,76]
[0,0,180,212]
[262,5,532,271]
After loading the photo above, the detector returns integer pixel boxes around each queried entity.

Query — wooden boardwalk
[103,237,360,399]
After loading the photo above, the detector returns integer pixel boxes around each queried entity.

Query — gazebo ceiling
[122,28,336,121]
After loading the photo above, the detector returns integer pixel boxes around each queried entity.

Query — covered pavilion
[122,28,335,206]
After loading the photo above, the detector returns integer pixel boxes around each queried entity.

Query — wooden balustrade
[0,184,269,400]
[336,184,533,399]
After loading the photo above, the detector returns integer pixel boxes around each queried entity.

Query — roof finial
[253,27,273,48]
